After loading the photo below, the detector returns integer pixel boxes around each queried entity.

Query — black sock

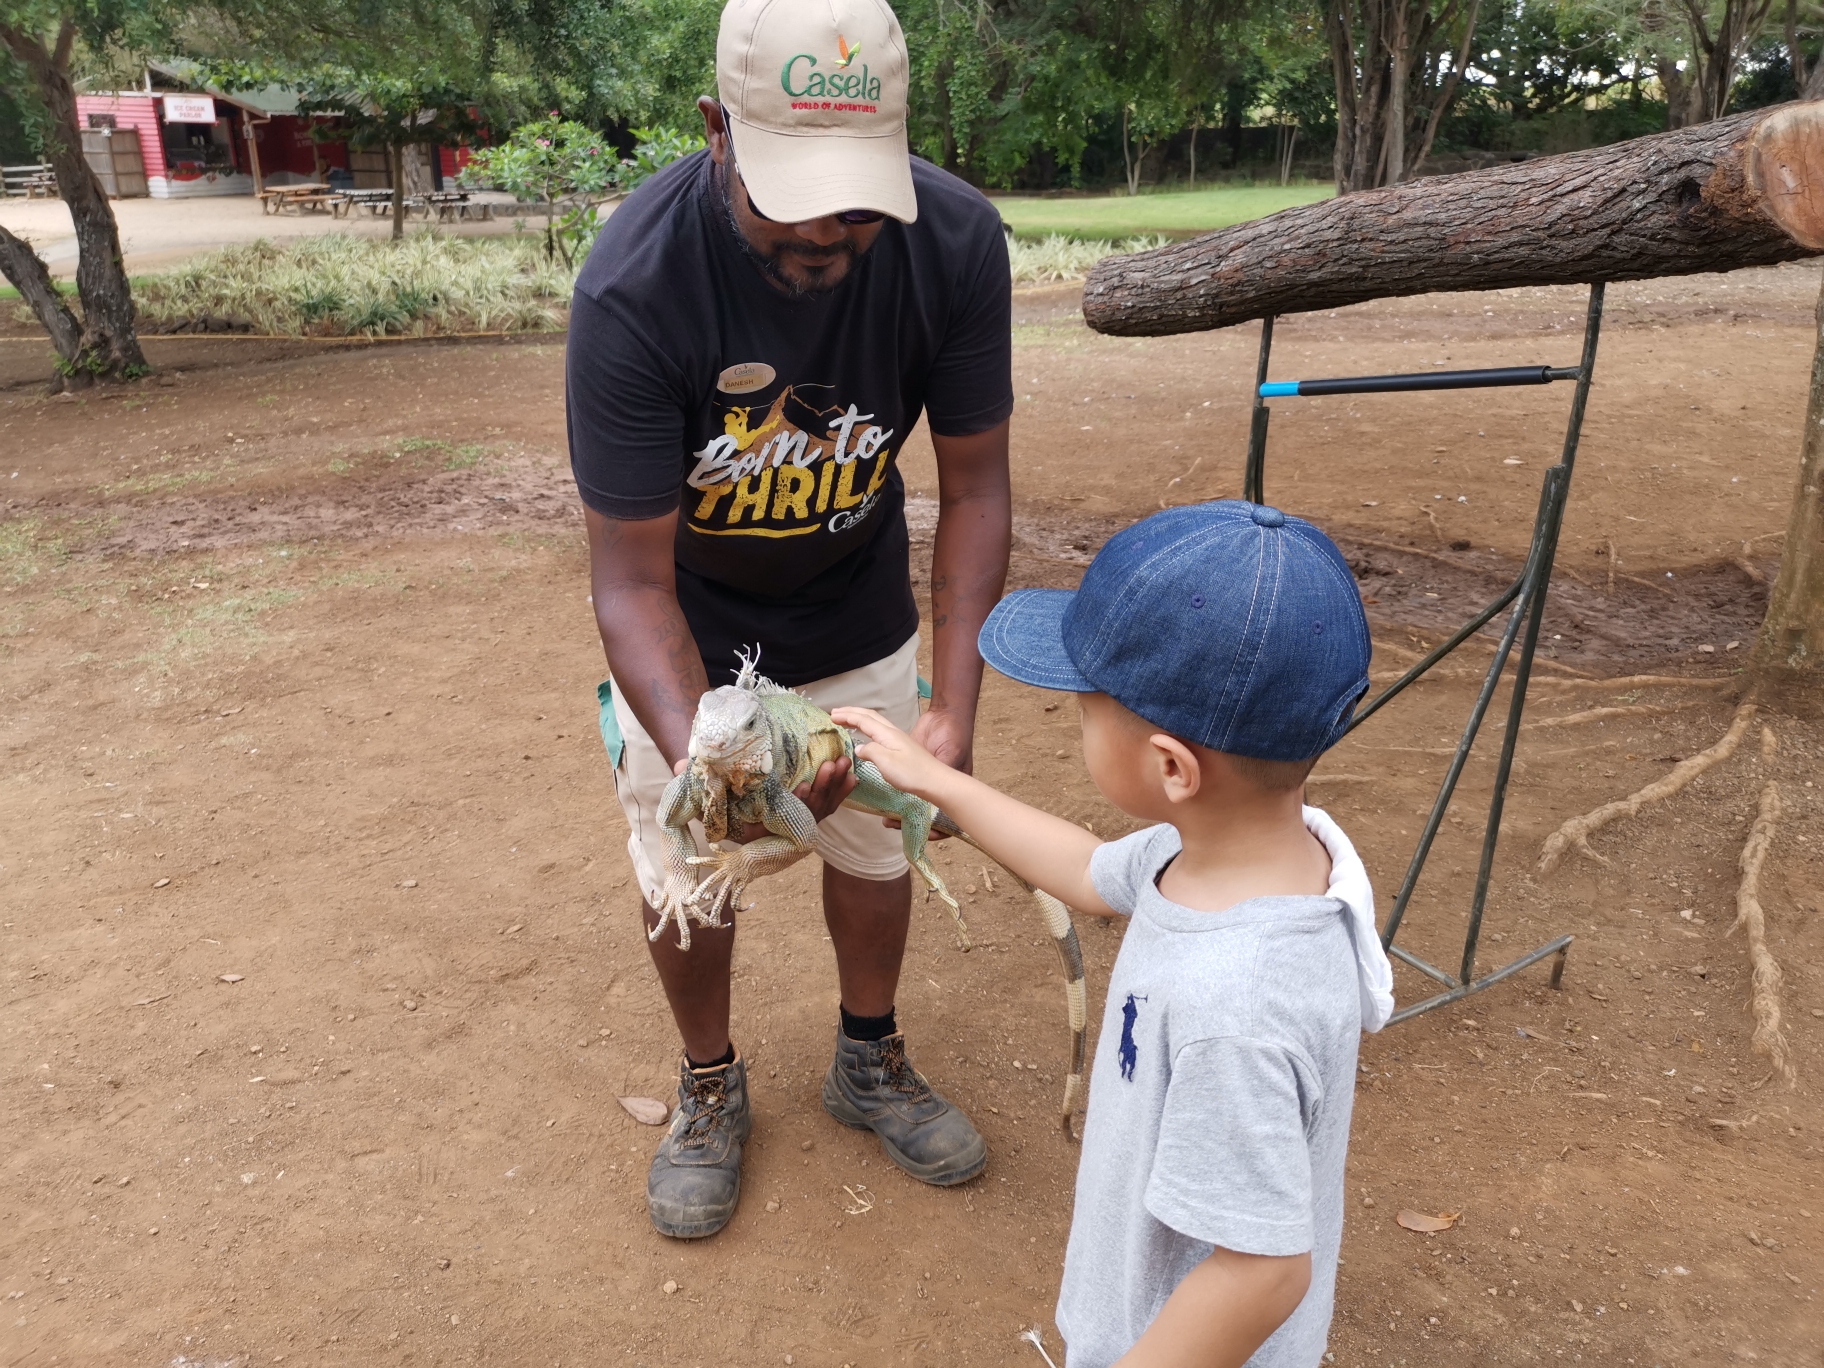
[840,1005,897,1042]
[686,1043,735,1071]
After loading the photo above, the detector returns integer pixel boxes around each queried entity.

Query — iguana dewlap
[650,651,1089,1133]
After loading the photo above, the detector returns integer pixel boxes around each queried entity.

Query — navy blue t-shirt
[566,150,1013,687]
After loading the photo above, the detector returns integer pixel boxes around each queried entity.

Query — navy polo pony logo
[1119,993,1149,1081]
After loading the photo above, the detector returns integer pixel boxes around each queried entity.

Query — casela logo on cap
[782,33,882,104]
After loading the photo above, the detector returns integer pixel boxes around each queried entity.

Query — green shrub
[133,233,574,337]
[1006,233,1169,284]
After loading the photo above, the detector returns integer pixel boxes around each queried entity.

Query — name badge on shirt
[716,361,776,394]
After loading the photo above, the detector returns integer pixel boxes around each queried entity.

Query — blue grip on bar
[1259,381,1300,397]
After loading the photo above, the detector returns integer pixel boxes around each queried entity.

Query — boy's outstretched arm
[1115,1247,1312,1368]
[832,706,1114,916]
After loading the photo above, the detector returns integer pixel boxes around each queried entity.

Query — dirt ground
[3,263,1822,1368]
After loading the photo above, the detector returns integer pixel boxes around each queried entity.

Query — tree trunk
[1786,0,1808,91]
[390,143,407,240]
[1084,102,1824,336]
[1122,108,1139,197]
[1658,55,1698,129]
[1386,4,1408,186]
[1328,0,1481,193]
[0,223,82,362]
[403,143,435,195]
[1,20,147,389]
[1752,270,1824,713]
[1409,0,1481,177]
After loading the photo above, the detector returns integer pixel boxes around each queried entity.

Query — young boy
[834,500,1396,1368]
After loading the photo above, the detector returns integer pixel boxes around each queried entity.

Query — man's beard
[719,163,858,298]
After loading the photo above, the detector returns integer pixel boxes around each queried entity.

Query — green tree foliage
[619,123,707,187]
[0,51,50,160]
[0,0,182,386]
[458,113,617,265]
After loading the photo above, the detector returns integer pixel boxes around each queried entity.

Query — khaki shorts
[605,634,922,906]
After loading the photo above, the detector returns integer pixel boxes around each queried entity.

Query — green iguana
[653,649,1088,1133]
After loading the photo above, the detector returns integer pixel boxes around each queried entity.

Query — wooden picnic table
[340,188,410,218]
[424,190,491,222]
[258,184,332,214]
[3,163,57,198]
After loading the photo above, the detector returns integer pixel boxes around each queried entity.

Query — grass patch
[103,464,225,497]
[132,233,575,338]
[0,519,50,585]
[143,587,303,669]
[993,183,1334,240]
[1007,234,1170,284]
[0,517,76,585]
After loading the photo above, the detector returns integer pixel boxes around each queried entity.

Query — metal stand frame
[1245,283,1607,1024]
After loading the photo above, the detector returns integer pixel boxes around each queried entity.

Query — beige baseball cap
[716,0,918,224]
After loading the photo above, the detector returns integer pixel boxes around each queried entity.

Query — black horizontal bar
[1386,935,1574,1025]
[1261,365,1580,398]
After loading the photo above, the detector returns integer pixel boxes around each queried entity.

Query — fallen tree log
[1083,102,1824,337]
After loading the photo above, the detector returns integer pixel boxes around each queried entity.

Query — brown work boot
[647,1051,751,1239]
[821,1030,986,1185]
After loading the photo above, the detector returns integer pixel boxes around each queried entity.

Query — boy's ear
[1149,733,1202,804]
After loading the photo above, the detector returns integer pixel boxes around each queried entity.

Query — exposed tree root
[1371,636,1590,678]
[1526,700,1704,730]
[1536,703,1757,874]
[1730,781,1794,1086]
[1529,674,1740,693]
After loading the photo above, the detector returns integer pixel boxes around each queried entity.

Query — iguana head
[688,685,772,795]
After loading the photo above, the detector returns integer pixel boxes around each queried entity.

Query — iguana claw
[684,851,754,921]
[650,877,719,950]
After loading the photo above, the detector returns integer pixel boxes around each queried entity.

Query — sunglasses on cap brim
[718,104,888,226]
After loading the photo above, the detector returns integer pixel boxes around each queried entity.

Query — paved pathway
[0,191,534,276]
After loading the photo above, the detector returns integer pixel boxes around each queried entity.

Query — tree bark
[1411,0,1481,176]
[1786,0,1808,91]
[0,223,82,361]
[1084,103,1824,337]
[390,143,407,240]
[1752,270,1824,713]
[1328,0,1480,192]
[1,20,148,388]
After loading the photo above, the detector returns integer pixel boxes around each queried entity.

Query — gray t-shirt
[1055,811,1380,1368]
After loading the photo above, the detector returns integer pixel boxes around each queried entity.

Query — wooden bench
[3,163,56,198]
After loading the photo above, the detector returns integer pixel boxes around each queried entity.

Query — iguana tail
[932,808,1089,1141]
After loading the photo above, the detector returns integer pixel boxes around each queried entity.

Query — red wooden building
[75,61,473,199]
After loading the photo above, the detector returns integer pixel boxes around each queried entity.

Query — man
[566,0,1013,1240]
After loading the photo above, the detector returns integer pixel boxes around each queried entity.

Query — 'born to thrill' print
[687,383,895,541]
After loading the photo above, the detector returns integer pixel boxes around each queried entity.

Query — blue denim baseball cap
[978,501,1371,762]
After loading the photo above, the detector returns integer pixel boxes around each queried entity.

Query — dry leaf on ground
[1396,1209,1461,1232]
[618,1096,671,1126]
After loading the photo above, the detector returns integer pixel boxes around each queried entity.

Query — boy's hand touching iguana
[832,706,961,805]
[834,706,1112,918]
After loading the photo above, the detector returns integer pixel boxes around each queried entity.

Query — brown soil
[4,266,1822,1367]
